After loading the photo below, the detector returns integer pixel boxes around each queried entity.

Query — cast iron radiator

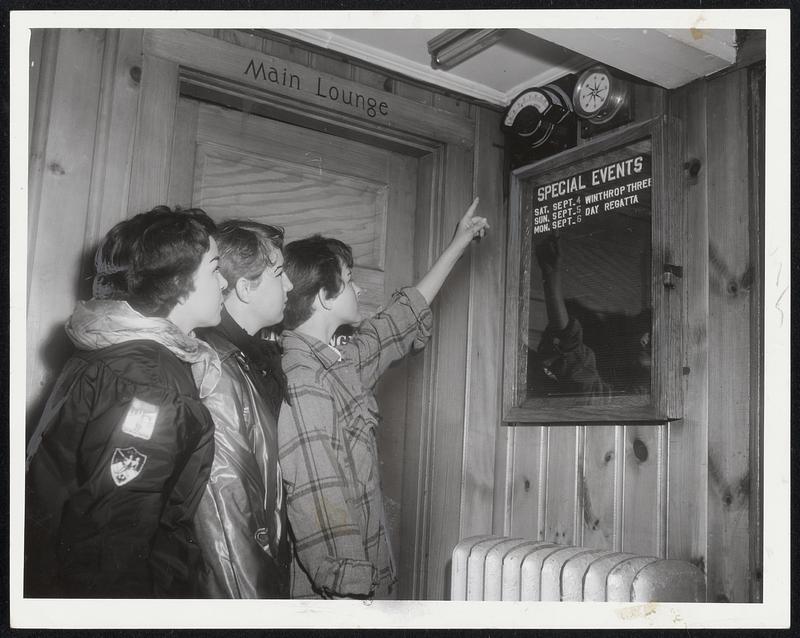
[451,535,705,602]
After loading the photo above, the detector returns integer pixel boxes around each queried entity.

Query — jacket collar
[197,308,247,360]
[281,329,341,370]
[200,308,282,369]
[66,299,221,398]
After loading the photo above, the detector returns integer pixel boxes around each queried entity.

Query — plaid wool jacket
[278,287,432,598]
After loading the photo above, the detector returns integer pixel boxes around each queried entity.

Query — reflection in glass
[526,208,652,399]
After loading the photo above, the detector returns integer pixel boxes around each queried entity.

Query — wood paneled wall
[486,62,763,603]
[27,29,144,423]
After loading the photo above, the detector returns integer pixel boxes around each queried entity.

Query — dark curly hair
[93,206,217,317]
[282,235,353,330]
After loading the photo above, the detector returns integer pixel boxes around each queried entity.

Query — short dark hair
[214,220,285,291]
[93,206,216,317]
[283,235,353,330]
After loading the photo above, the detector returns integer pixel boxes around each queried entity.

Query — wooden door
[169,97,419,598]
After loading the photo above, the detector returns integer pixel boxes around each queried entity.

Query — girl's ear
[316,289,332,311]
[172,275,187,305]
[235,277,251,303]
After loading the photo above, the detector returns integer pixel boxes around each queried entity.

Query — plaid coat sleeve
[346,286,433,390]
[278,366,378,597]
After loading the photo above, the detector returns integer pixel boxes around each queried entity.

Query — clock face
[577,71,610,114]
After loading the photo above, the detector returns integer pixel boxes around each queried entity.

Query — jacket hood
[65,299,221,398]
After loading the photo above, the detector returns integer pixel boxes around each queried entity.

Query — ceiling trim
[268,28,510,106]
[503,52,591,101]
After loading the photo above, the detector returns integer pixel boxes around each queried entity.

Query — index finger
[462,197,480,220]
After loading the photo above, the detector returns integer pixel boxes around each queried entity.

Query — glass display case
[503,118,684,424]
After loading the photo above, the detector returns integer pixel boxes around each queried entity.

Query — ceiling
[270,28,738,107]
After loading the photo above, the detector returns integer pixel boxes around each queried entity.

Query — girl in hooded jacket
[25,207,227,598]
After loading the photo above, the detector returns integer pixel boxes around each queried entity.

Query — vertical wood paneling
[507,426,542,539]
[28,30,44,150]
[82,29,146,276]
[422,144,473,600]
[92,29,144,229]
[666,80,708,580]
[493,421,512,536]
[26,29,105,420]
[632,84,666,122]
[651,115,685,419]
[81,29,122,289]
[27,29,59,302]
[581,425,617,550]
[459,106,506,539]
[573,426,586,546]
[400,151,437,600]
[747,65,765,604]
[374,152,417,600]
[536,428,548,540]
[621,425,663,556]
[542,427,578,545]
[706,67,753,604]
[613,425,625,552]
[127,53,178,213]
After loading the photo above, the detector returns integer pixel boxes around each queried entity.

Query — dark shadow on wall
[26,241,98,443]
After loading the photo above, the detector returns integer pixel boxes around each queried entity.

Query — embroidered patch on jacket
[110,447,147,486]
[120,397,159,440]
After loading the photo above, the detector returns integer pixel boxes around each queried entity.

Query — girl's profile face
[248,248,294,329]
[329,261,362,326]
[180,237,227,331]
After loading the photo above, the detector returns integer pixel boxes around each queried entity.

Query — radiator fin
[451,535,705,602]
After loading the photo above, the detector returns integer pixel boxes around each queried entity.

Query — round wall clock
[572,65,630,124]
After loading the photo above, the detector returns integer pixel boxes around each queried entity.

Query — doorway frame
[128,29,479,600]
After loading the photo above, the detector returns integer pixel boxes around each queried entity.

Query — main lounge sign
[245,59,390,119]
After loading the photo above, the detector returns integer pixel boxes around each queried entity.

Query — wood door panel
[195,102,392,184]
[193,143,388,268]
[177,101,416,318]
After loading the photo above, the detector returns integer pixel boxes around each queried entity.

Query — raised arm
[415,197,489,305]
[536,234,569,331]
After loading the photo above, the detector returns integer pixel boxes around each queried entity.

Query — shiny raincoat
[193,312,290,598]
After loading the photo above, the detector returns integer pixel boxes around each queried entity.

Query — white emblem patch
[121,397,159,440]
[110,447,147,486]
